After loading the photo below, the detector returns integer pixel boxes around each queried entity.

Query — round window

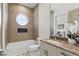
[16,14,29,26]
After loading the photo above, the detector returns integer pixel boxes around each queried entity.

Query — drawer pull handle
[44,50,48,56]
[61,52,68,56]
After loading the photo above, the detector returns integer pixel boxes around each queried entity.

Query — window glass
[16,14,29,26]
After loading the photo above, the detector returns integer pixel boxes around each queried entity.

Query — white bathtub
[6,40,36,56]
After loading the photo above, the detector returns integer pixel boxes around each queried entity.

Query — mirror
[76,15,79,32]
[55,14,66,37]
[16,14,29,26]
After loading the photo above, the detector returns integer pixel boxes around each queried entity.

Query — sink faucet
[54,31,61,40]
[54,33,58,40]
[55,35,57,40]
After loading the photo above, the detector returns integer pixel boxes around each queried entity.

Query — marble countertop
[40,38,79,55]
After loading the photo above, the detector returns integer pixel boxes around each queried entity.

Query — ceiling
[18,3,37,8]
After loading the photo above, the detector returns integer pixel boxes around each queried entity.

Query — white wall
[38,3,50,39]
[2,3,8,50]
[51,3,79,35]
[0,3,1,49]
[51,3,79,15]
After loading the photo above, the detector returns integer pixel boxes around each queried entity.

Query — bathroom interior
[1,3,79,56]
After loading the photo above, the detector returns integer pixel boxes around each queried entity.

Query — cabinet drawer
[57,48,77,56]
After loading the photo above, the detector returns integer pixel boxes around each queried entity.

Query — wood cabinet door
[40,41,57,56]
[56,48,77,56]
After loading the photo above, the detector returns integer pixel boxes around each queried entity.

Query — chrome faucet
[54,31,61,40]
[54,33,58,40]
[55,34,57,40]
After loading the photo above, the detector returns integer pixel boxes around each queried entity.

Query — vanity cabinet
[40,41,57,56]
[56,48,76,56]
[40,41,77,56]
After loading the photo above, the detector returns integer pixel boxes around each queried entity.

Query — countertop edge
[40,40,79,56]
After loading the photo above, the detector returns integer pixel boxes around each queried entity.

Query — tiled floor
[5,40,36,56]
